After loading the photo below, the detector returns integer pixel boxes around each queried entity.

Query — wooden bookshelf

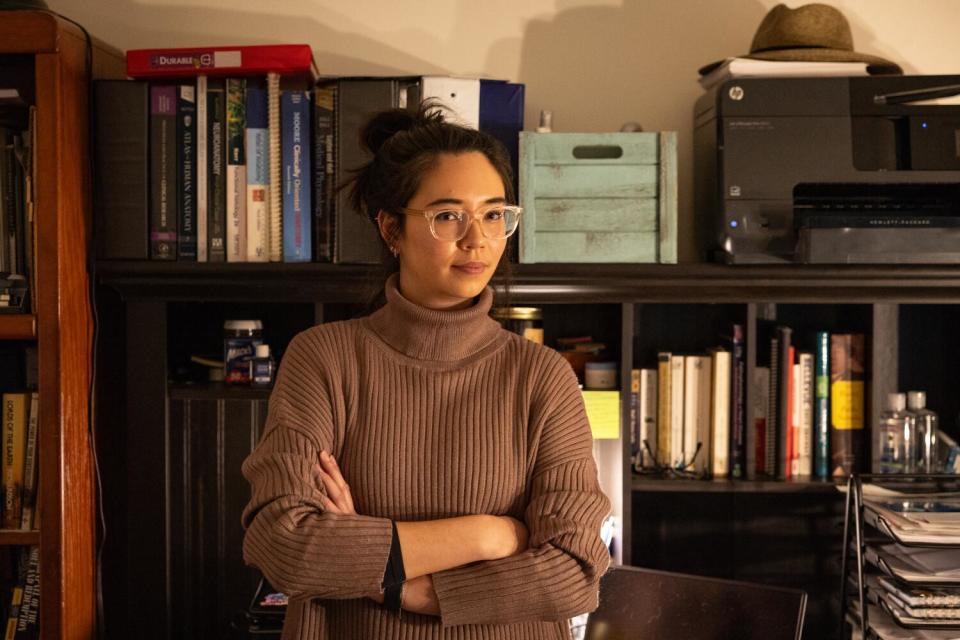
[0,315,37,340]
[0,530,41,546]
[1,11,125,640]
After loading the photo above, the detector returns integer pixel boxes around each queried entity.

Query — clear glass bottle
[907,391,939,473]
[877,393,910,474]
[250,344,275,387]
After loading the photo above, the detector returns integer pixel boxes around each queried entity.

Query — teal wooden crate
[518,132,677,264]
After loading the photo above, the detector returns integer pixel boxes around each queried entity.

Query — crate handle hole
[572,145,623,159]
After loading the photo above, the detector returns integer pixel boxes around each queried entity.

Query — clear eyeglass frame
[400,204,523,242]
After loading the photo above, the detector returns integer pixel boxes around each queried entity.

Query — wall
[48,0,960,260]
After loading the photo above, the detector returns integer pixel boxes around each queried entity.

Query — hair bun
[360,109,418,155]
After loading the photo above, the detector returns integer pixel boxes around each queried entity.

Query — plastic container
[877,393,913,474]
[585,361,617,390]
[223,320,263,384]
[250,344,276,387]
[907,391,940,473]
[491,307,543,344]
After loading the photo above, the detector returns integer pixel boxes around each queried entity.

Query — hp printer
[694,75,960,264]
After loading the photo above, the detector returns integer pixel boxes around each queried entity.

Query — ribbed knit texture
[241,273,611,640]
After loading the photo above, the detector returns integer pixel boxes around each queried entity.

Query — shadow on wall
[508,0,768,263]
[73,0,449,76]
[506,0,907,262]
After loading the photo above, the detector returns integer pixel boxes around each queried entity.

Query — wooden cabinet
[0,11,123,639]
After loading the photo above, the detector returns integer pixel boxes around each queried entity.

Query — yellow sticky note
[582,391,620,439]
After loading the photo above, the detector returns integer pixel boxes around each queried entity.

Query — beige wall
[49,0,960,261]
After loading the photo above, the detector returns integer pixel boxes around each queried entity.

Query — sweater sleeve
[240,331,394,600]
[431,353,612,626]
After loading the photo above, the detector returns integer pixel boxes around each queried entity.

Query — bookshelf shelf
[0,530,40,546]
[97,261,960,303]
[168,382,272,401]
[0,315,37,340]
[631,476,842,494]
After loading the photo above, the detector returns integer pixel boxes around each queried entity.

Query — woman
[241,104,611,639]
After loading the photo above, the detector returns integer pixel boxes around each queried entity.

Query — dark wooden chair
[585,565,807,640]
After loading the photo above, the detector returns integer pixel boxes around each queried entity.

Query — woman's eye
[484,209,505,221]
[435,210,462,223]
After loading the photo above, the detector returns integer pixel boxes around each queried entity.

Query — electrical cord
[0,4,107,638]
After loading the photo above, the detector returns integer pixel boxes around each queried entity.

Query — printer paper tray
[797,228,960,264]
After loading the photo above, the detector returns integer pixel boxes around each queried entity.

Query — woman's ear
[376,211,400,248]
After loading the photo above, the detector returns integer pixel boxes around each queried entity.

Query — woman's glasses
[401,204,523,242]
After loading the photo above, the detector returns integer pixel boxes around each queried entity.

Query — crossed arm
[314,449,529,616]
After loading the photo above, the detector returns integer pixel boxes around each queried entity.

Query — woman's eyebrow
[423,196,507,207]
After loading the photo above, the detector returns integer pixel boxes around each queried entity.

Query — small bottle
[536,109,553,133]
[877,393,909,474]
[907,391,939,473]
[250,344,275,387]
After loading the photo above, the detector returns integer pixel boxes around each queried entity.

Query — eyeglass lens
[431,207,520,241]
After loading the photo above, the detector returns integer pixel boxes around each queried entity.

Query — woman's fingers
[318,450,357,514]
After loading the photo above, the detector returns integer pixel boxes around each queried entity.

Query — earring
[391,246,399,258]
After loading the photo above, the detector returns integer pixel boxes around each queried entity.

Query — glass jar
[491,307,543,344]
[223,320,263,384]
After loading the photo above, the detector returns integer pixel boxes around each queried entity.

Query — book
[729,325,746,478]
[765,335,779,477]
[195,76,208,261]
[281,90,311,262]
[2,392,27,529]
[206,78,226,262]
[335,77,421,264]
[312,81,335,262]
[814,331,830,479]
[710,348,731,478]
[4,586,21,640]
[798,352,814,478]
[176,84,197,261]
[628,368,640,469]
[126,44,315,79]
[683,356,709,472]
[14,546,38,637]
[226,78,247,262]
[638,368,657,470]
[776,327,793,479]
[268,72,282,262]
[753,366,770,477]
[245,84,269,262]
[788,351,797,479]
[656,352,672,467]
[830,333,866,476]
[149,85,177,260]
[93,80,149,260]
[669,354,685,468]
[19,392,37,531]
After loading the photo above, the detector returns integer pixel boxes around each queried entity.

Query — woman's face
[379,151,508,311]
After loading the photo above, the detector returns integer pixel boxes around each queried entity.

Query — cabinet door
[168,396,269,640]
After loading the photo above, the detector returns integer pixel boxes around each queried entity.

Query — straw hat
[699,3,902,76]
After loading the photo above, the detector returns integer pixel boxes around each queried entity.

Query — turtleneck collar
[365,272,504,362]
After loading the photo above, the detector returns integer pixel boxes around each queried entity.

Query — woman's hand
[315,449,356,515]
[401,575,441,616]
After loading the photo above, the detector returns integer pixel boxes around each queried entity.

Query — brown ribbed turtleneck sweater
[241,273,611,639]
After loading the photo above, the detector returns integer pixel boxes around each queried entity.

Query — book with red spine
[127,44,315,79]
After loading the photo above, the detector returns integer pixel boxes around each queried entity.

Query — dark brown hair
[345,102,516,312]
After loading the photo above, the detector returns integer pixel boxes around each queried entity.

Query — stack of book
[94,44,525,265]
[0,87,35,313]
[629,324,866,480]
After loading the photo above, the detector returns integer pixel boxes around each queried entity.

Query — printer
[694,75,960,264]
